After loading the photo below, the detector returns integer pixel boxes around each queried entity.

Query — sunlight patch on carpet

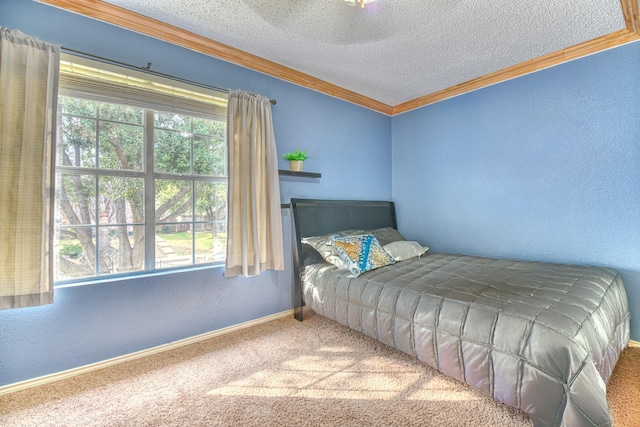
[207,352,481,402]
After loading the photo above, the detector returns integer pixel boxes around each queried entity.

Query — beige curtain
[0,28,59,308]
[225,90,284,277]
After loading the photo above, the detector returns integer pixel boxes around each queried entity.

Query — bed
[290,198,630,427]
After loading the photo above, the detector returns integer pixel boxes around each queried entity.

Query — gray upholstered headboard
[290,198,397,320]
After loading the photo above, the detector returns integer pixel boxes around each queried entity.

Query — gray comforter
[302,253,630,427]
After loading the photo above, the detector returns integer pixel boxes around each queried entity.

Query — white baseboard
[0,309,294,396]
[629,340,640,348]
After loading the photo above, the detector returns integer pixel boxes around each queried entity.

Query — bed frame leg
[291,213,304,321]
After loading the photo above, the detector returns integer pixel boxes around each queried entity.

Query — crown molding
[39,0,640,116]
[392,28,640,115]
[37,0,394,115]
[392,0,640,114]
[621,0,640,34]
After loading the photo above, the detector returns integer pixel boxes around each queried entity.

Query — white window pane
[154,129,191,174]
[155,112,190,132]
[97,225,145,275]
[58,115,97,168]
[54,226,96,281]
[59,96,97,117]
[194,182,226,222]
[194,226,226,264]
[155,225,193,269]
[98,176,144,224]
[98,121,144,170]
[193,136,225,176]
[56,174,96,225]
[192,117,224,136]
[99,103,143,125]
[155,179,192,223]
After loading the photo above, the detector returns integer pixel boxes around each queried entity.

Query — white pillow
[383,241,429,261]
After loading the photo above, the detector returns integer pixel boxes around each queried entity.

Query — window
[54,56,227,283]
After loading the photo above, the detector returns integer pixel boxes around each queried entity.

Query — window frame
[54,55,228,285]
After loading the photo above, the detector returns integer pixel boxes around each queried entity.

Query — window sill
[54,263,225,288]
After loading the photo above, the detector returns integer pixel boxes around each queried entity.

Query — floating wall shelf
[278,170,321,178]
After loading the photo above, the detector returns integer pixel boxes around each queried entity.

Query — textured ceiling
[102,0,627,107]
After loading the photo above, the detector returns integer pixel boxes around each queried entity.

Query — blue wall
[392,41,640,340]
[0,0,391,386]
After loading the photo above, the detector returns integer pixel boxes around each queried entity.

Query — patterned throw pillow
[330,234,395,277]
[302,229,365,269]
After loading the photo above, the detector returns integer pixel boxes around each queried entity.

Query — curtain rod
[61,47,277,105]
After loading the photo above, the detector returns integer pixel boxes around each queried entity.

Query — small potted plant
[283,149,308,172]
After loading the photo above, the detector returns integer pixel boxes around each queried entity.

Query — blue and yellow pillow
[331,234,395,277]
[302,229,365,269]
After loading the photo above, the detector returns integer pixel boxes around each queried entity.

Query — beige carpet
[1,309,637,426]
